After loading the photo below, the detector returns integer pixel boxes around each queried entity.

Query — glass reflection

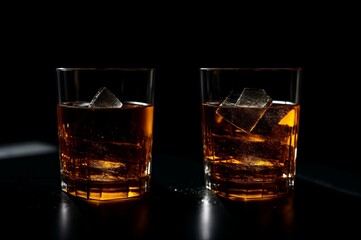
[198,190,216,240]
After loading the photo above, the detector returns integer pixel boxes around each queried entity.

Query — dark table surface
[0,142,360,240]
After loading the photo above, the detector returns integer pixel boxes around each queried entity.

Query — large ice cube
[252,102,294,138]
[89,87,123,108]
[216,88,272,132]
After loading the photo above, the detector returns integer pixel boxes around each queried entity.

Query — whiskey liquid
[202,101,300,201]
[57,101,153,201]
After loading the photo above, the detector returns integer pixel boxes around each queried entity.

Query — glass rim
[56,67,155,72]
[200,67,302,71]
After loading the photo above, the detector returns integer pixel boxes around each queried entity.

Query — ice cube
[216,88,272,132]
[252,102,294,137]
[89,87,123,108]
[235,88,272,108]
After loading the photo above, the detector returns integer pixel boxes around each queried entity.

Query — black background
[0,9,358,177]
